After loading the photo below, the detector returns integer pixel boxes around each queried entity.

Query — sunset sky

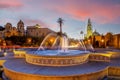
[0,0,120,39]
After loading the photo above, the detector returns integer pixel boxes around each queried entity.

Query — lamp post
[101,35,105,48]
[80,31,84,40]
[50,38,54,46]
[88,36,92,44]
[3,40,7,56]
[27,38,32,46]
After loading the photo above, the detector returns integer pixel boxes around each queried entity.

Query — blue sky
[0,0,120,39]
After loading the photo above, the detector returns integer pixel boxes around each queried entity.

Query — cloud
[1,0,120,25]
[37,0,120,24]
[0,0,23,8]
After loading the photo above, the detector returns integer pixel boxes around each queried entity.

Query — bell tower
[17,20,25,36]
[86,18,93,39]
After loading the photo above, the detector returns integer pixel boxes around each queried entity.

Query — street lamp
[80,31,84,40]
[101,39,104,43]
[50,38,54,43]
[101,35,105,48]
[3,40,7,56]
[88,36,92,44]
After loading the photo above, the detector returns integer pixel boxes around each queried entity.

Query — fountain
[3,18,117,80]
[37,18,90,55]
[37,18,69,53]
[25,18,90,66]
[34,18,89,56]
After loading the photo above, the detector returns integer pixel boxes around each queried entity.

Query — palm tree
[57,18,64,35]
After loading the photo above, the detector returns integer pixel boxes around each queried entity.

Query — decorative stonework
[89,53,111,62]
[108,67,120,77]
[13,50,26,58]
[26,54,89,66]
[25,52,111,66]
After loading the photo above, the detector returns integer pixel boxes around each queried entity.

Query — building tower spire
[17,20,25,36]
[86,18,93,39]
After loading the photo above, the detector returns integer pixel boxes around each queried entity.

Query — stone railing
[0,60,6,66]
[13,50,26,58]
[108,66,120,78]
[26,52,112,66]
[107,51,120,58]
[89,53,111,62]
[26,53,89,66]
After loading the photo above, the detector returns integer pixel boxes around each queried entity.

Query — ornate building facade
[84,18,120,48]
[17,20,25,36]
[88,33,120,48]
[0,20,25,38]
[0,20,55,38]
[26,24,55,37]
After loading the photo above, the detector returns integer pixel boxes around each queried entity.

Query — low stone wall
[13,50,26,58]
[4,66,108,80]
[108,66,120,77]
[25,52,112,66]
[0,60,6,66]
[89,53,111,62]
[26,54,89,66]
[107,51,120,58]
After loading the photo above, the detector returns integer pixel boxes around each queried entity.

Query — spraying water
[38,33,56,50]
[79,39,87,52]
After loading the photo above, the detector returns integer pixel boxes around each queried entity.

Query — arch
[95,41,99,48]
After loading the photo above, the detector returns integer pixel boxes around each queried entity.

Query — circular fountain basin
[28,50,90,56]
[26,50,90,66]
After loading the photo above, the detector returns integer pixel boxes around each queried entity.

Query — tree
[57,18,64,35]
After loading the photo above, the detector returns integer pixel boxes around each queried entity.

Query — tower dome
[86,18,93,38]
[17,20,25,36]
[92,30,100,36]
[17,20,24,25]
[5,23,12,31]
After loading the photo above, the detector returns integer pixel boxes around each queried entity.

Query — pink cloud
[42,0,120,24]
[1,0,120,25]
[0,0,23,8]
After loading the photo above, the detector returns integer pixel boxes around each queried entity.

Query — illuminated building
[26,24,55,37]
[0,20,25,38]
[85,18,93,39]
[84,19,120,48]
[87,32,120,48]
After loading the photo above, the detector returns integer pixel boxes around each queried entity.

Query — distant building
[84,18,120,48]
[86,31,120,48]
[26,24,55,37]
[92,30,100,36]
[0,20,55,38]
[0,20,25,38]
